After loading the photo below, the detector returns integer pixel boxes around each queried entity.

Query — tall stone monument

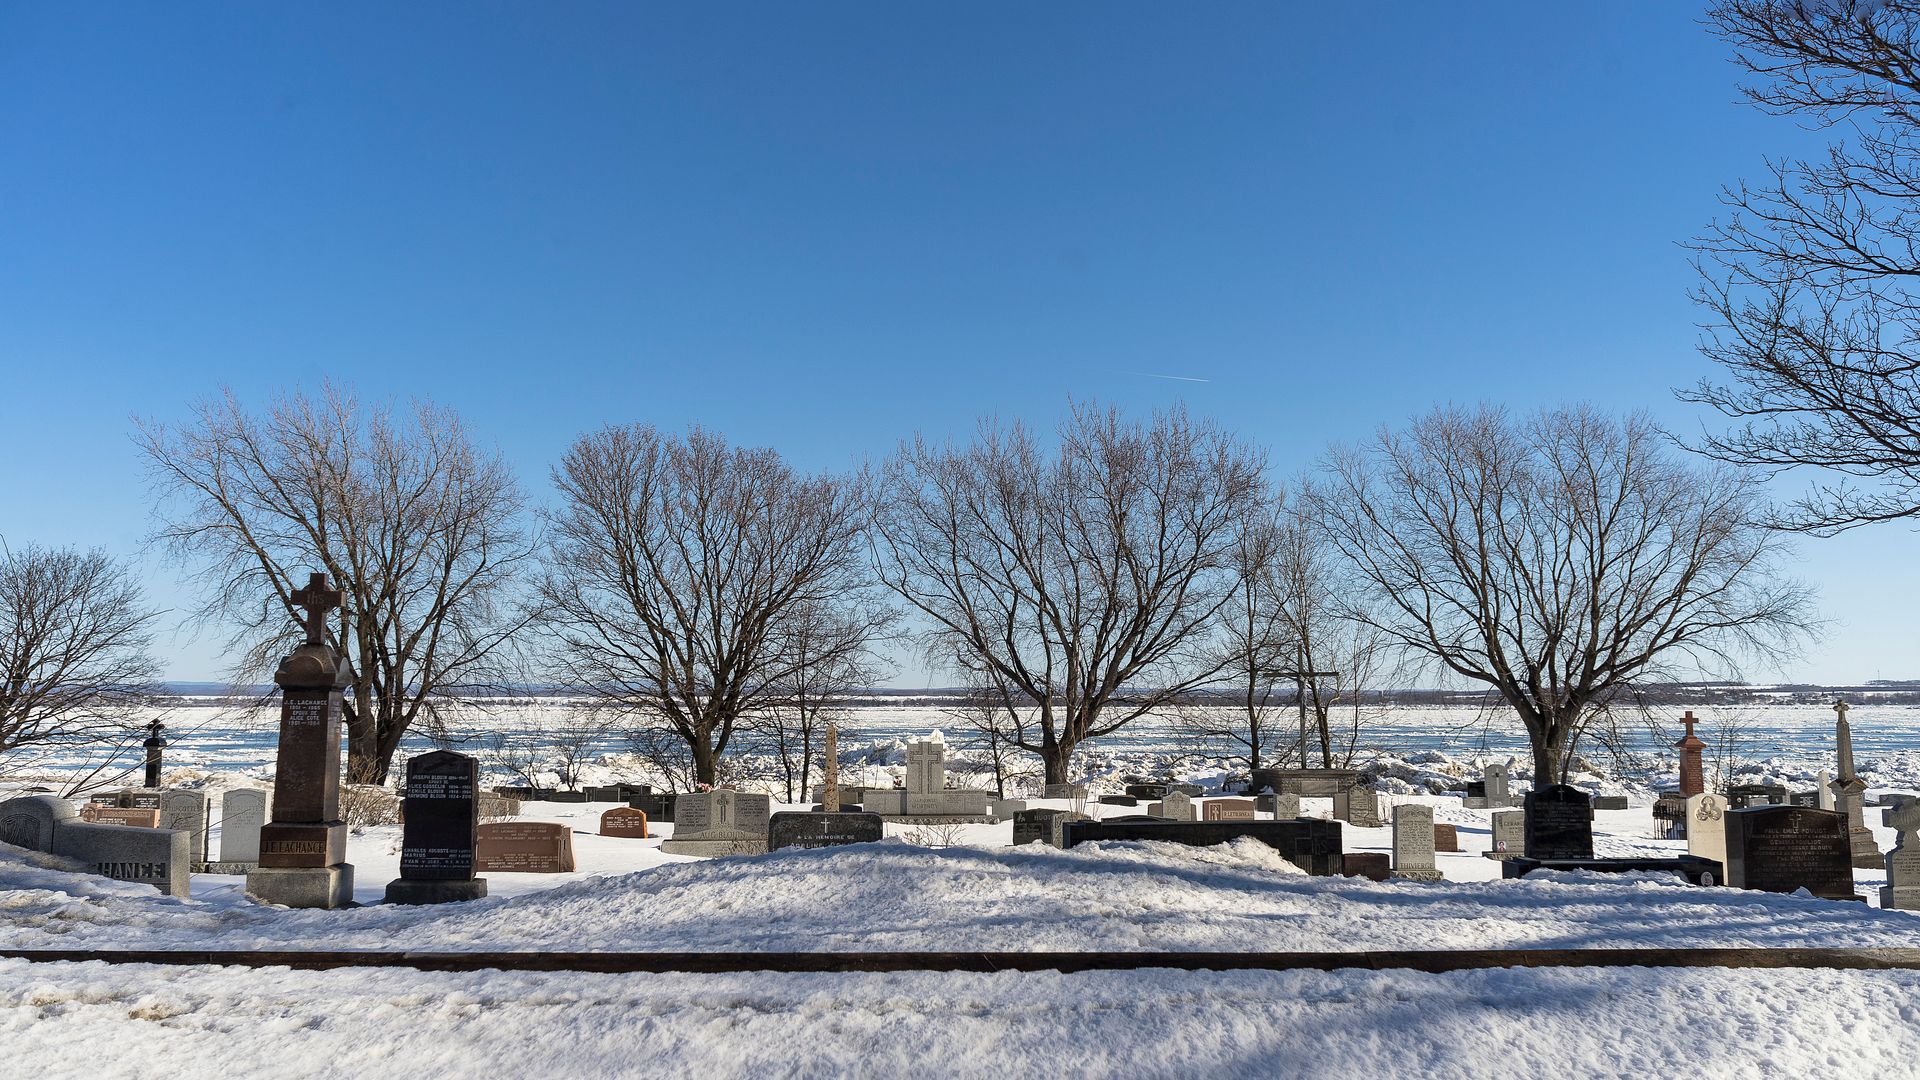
[821,720,840,812]
[246,573,355,908]
[1675,710,1706,798]
[142,718,166,789]
[385,749,487,904]
[1827,700,1883,869]
[1882,798,1920,911]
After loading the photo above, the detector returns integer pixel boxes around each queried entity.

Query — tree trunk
[691,738,718,788]
[1041,741,1072,785]
[1528,719,1572,788]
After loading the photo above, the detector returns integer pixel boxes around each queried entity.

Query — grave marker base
[246,864,354,908]
[1500,855,1723,887]
[383,877,490,905]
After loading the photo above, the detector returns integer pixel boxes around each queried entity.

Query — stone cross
[290,572,345,647]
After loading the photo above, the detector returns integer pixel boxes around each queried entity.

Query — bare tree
[538,424,889,789]
[1311,405,1815,784]
[1687,2,1920,532]
[875,402,1266,784]
[137,385,536,784]
[743,602,893,803]
[0,544,161,764]
[945,667,1039,799]
[1171,501,1294,774]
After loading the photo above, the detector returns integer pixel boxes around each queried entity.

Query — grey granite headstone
[0,795,74,852]
[1013,808,1068,846]
[160,790,209,865]
[768,811,884,851]
[1152,791,1195,821]
[50,820,190,896]
[218,788,268,867]
[1042,784,1089,800]
[1489,810,1525,858]
[1391,803,1442,880]
[1882,799,1920,911]
[659,789,772,856]
[989,799,1027,821]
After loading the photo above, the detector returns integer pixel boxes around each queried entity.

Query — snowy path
[6,959,1918,1079]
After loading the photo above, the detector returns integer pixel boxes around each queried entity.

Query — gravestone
[1391,803,1443,880]
[1061,818,1345,875]
[159,790,209,866]
[1523,785,1593,860]
[1151,791,1195,821]
[1433,823,1459,852]
[51,820,190,895]
[1674,711,1706,798]
[1882,799,1920,911]
[989,799,1027,821]
[768,811,884,851]
[1099,795,1140,807]
[1042,784,1089,800]
[1126,783,1170,800]
[1203,798,1256,822]
[1789,791,1819,808]
[217,788,267,869]
[386,749,488,902]
[1728,784,1788,809]
[1724,805,1857,901]
[246,572,355,909]
[1167,783,1205,798]
[1013,808,1068,846]
[1343,852,1390,881]
[124,789,162,809]
[1591,795,1629,811]
[630,792,675,823]
[1339,788,1383,827]
[658,789,772,856]
[1684,792,1728,869]
[599,806,651,838]
[78,805,161,827]
[862,738,992,820]
[0,794,72,852]
[475,821,575,873]
[1816,769,1835,812]
[1488,810,1526,858]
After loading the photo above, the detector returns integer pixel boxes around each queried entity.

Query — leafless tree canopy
[1312,405,1814,783]
[1688,1,1920,532]
[538,425,889,789]
[137,386,535,784]
[0,544,161,762]
[875,402,1266,784]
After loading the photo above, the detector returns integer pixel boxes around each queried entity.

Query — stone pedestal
[384,877,488,905]
[1830,776,1882,869]
[248,865,355,908]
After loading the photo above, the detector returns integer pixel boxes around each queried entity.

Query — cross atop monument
[1835,699,1850,722]
[1679,711,1699,738]
[290,572,344,647]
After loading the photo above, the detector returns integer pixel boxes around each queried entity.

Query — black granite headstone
[629,793,675,822]
[1060,819,1344,875]
[767,811,884,851]
[1726,784,1788,810]
[397,750,479,881]
[1013,808,1068,846]
[1724,805,1859,901]
[1125,784,1170,800]
[1523,784,1594,860]
[1098,795,1140,807]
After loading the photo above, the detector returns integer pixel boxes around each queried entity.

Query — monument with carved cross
[141,717,167,790]
[245,571,356,908]
[1675,711,1706,798]
[1827,700,1882,870]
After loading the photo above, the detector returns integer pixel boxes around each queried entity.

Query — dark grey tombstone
[1463,781,1487,800]
[1591,795,1629,811]
[384,749,488,904]
[1098,795,1139,807]
[548,790,588,804]
[1789,791,1819,808]
[1523,784,1594,860]
[584,786,621,802]
[1726,784,1789,810]
[1061,819,1345,876]
[1125,784,1170,800]
[1724,805,1858,901]
[630,793,675,822]
[1013,808,1069,846]
[767,811,884,851]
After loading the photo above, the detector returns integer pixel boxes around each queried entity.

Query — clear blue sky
[2,2,1913,685]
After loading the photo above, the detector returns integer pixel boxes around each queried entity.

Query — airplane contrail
[1131,372,1211,383]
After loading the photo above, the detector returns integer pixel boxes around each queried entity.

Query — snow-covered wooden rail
[8,948,1920,973]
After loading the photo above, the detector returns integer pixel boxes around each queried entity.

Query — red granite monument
[1675,711,1706,798]
[245,572,356,908]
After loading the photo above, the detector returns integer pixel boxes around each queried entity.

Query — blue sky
[2,2,1913,685]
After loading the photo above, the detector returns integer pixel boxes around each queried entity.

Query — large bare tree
[538,425,889,789]
[137,386,535,784]
[0,543,161,764]
[875,402,1266,784]
[1687,1,1920,532]
[1312,405,1814,783]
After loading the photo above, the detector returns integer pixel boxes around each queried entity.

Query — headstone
[1391,803,1443,880]
[1816,769,1835,811]
[1828,701,1882,869]
[1484,762,1513,807]
[159,790,209,865]
[1723,805,1857,901]
[386,749,489,902]
[1788,791,1818,808]
[1167,783,1205,798]
[1882,799,1920,911]
[658,789,772,856]
[0,794,73,852]
[475,821,575,873]
[1523,785,1593,860]
[1433,823,1459,852]
[1125,783,1170,800]
[599,806,651,838]
[584,786,622,803]
[1684,792,1728,869]
[1042,784,1089,800]
[1202,798,1256,822]
[124,789,163,809]
[1099,795,1140,807]
[1591,795,1629,811]
[79,805,161,827]
[246,572,355,909]
[1675,710,1706,798]
[1338,787,1383,827]
[630,792,675,823]
[218,788,268,868]
[51,820,190,896]
[1012,808,1068,846]
[142,718,166,789]
[1728,783,1789,809]
[1061,818,1345,875]
[1489,810,1525,858]
[768,811,884,851]
[989,799,1027,821]
[1151,791,1195,821]
[1342,852,1390,881]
